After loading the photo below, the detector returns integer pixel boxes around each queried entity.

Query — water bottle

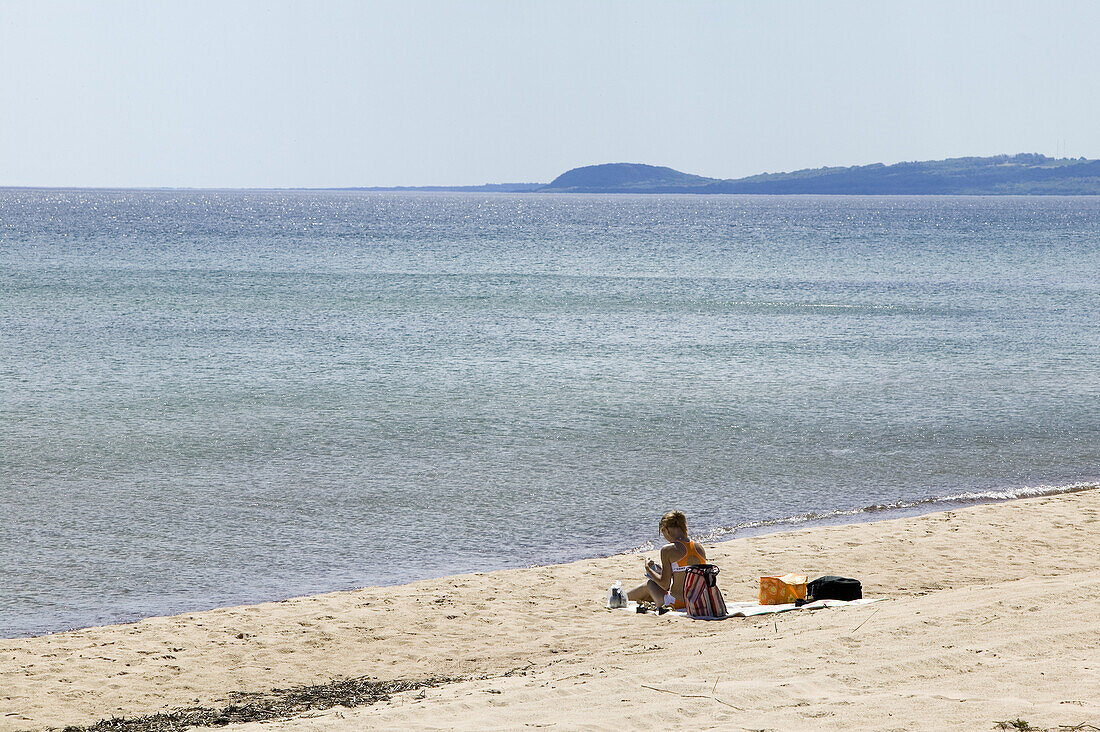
[608,581,627,608]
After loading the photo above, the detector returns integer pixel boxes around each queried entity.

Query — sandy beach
[3,488,1099,731]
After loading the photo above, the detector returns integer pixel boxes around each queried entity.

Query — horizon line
[2,152,1094,192]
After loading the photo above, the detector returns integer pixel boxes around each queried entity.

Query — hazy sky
[2,1,1098,188]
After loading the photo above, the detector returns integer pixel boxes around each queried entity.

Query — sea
[1,190,1098,638]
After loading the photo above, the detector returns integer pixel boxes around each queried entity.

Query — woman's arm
[658,546,676,591]
[644,558,661,584]
[645,545,676,592]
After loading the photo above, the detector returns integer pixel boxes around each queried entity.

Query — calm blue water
[2,190,1098,637]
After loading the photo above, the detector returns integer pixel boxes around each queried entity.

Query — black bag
[807,576,862,601]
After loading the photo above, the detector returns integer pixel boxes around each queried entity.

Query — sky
[2,0,1099,188]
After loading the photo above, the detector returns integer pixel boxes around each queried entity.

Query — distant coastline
[351,153,1100,195]
[335,183,544,193]
[7,154,1100,194]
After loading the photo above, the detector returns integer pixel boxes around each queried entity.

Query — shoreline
[695,479,1100,543]
[4,487,1100,730]
[7,480,1097,641]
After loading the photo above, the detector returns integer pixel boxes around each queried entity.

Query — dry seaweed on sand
[56,676,455,732]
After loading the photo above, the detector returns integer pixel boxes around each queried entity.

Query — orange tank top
[673,540,705,568]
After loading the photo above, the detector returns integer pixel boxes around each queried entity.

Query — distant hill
[543,163,715,192]
[539,154,1100,194]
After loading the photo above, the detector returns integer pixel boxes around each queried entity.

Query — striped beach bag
[683,564,727,619]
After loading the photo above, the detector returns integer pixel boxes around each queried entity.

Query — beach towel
[616,597,882,619]
[721,597,881,617]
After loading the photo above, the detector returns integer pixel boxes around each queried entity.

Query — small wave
[729,300,904,312]
[696,481,1100,543]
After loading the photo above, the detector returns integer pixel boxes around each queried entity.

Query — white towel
[617,597,882,619]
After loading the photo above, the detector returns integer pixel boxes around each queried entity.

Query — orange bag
[759,573,807,605]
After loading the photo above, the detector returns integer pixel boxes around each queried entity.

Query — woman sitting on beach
[627,510,707,609]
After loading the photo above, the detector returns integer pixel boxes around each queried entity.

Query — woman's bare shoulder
[660,541,687,561]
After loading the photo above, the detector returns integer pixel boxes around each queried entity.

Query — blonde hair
[658,510,688,535]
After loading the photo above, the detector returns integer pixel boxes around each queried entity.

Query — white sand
[3,489,1099,731]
